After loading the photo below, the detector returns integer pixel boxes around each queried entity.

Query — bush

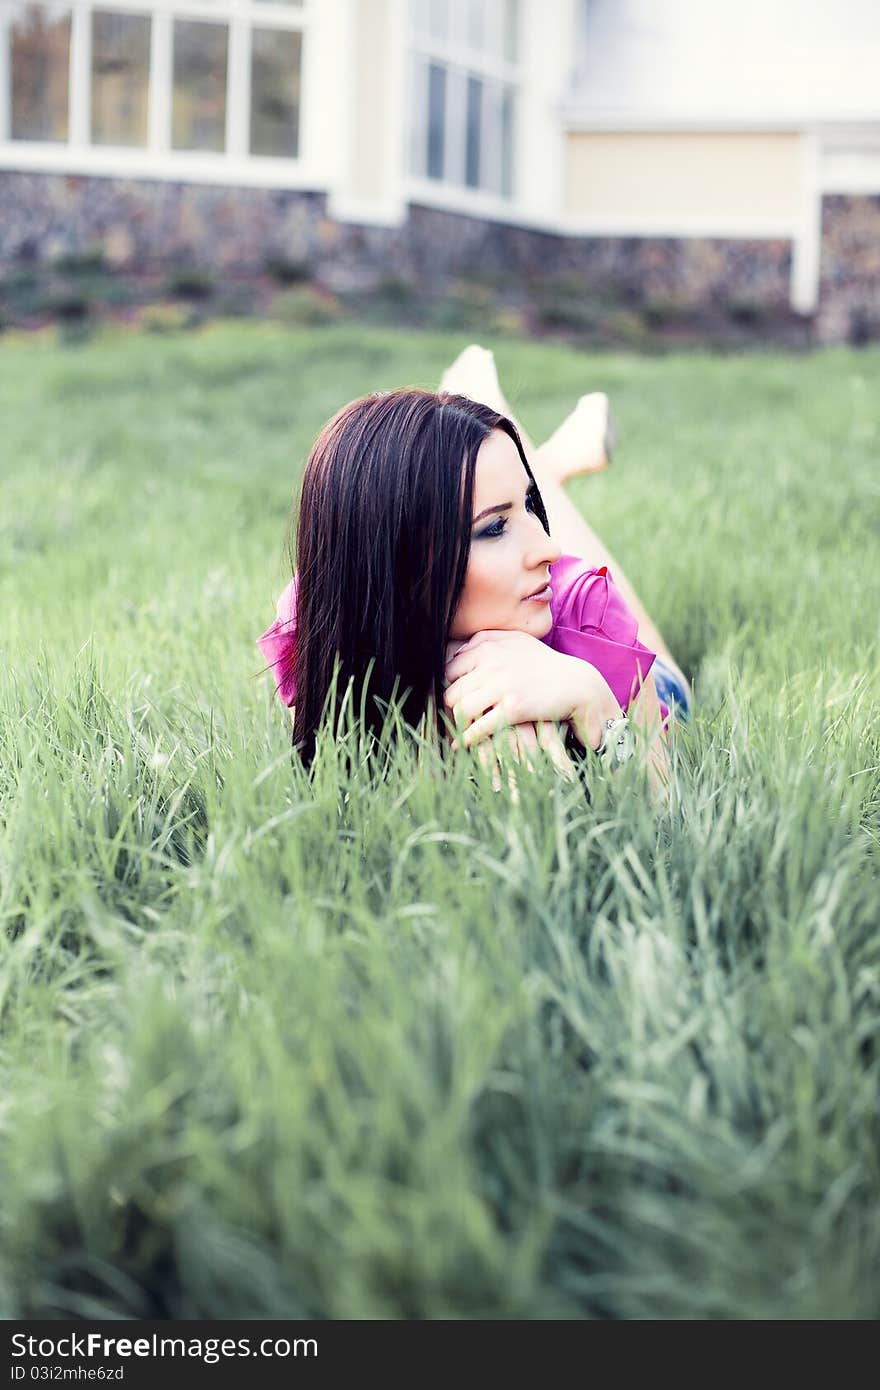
[533,275,610,333]
[164,267,215,301]
[725,297,768,327]
[42,290,92,322]
[424,292,491,334]
[271,285,343,327]
[52,248,107,275]
[2,268,38,294]
[264,255,313,285]
[214,285,258,320]
[140,303,194,334]
[642,295,697,329]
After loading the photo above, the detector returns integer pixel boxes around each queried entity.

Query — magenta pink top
[257,554,661,717]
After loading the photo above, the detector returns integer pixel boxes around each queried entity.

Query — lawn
[1,322,878,1318]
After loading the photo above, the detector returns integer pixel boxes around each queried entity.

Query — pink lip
[523,584,552,603]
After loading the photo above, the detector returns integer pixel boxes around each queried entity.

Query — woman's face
[449,429,562,642]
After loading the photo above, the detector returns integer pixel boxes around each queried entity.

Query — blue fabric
[652,656,691,722]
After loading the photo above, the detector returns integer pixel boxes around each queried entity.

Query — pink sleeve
[546,561,659,712]
[256,575,298,707]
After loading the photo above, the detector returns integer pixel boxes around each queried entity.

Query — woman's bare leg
[438,346,689,693]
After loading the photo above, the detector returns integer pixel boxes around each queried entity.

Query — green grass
[1,322,878,1319]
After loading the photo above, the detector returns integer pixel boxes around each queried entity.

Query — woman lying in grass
[257,346,689,789]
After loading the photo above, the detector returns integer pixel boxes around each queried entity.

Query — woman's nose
[526,524,562,568]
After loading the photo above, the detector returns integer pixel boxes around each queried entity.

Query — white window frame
[0,0,320,189]
[406,0,522,211]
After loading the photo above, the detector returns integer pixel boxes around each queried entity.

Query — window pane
[408,54,427,176]
[91,10,150,147]
[465,74,482,188]
[500,84,514,196]
[427,0,449,41]
[427,62,445,179]
[250,27,301,157]
[10,3,71,142]
[172,20,228,152]
[502,0,519,61]
[465,0,484,50]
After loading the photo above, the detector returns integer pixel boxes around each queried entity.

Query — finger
[448,687,496,726]
[510,723,540,770]
[474,736,503,791]
[502,727,524,762]
[488,730,523,797]
[461,630,510,647]
[444,673,479,708]
[445,629,511,672]
[444,645,496,685]
[444,640,470,665]
[476,739,495,769]
[536,720,577,779]
[462,704,512,749]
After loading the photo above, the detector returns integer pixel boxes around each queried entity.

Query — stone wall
[1,170,877,343]
[815,195,880,345]
[0,172,331,272]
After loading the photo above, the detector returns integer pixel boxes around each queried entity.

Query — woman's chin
[517,604,554,637]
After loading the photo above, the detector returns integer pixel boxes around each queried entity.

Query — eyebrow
[472,481,534,527]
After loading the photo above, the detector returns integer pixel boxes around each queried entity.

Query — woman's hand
[444,630,619,750]
[467,719,578,798]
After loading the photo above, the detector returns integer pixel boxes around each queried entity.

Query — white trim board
[0,142,325,191]
[562,111,880,134]
[557,213,798,240]
[403,175,558,233]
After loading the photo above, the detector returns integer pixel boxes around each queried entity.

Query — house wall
[349,0,394,204]
[564,131,802,226]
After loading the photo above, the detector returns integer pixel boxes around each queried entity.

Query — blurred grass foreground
[1,322,879,1319]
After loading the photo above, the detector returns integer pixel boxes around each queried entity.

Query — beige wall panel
[351,0,390,200]
[565,132,802,221]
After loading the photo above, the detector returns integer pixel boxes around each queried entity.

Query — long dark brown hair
[289,389,549,767]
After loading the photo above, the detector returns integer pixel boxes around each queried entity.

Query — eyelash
[478,486,540,540]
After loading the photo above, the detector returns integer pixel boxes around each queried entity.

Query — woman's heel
[535,392,615,483]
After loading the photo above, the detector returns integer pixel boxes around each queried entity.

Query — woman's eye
[479,517,507,539]
[526,487,538,514]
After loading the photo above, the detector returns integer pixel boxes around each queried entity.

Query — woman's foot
[535,393,615,483]
[439,345,511,417]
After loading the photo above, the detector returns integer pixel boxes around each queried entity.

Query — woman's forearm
[627,673,671,797]
[568,666,670,797]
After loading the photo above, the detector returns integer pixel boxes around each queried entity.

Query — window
[4,2,306,166]
[409,0,520,197]
[250,26,301,157]
[426,61,446,179]
[172,19,228,152]
[91,10,150,147]
[10,3,72,143]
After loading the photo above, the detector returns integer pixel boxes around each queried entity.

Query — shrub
[726,297,768,327]
[140,303,194,334]
[43,290,92,322]
[214,285,258,319]
[642,295,696,329]
[264,255,313,285]
[53,248,107,275]
[271,285,343,327]
[533,275,609,332]
[164,267,215,301]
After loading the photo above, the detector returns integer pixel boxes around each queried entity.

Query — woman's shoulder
[256,574,299,707]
